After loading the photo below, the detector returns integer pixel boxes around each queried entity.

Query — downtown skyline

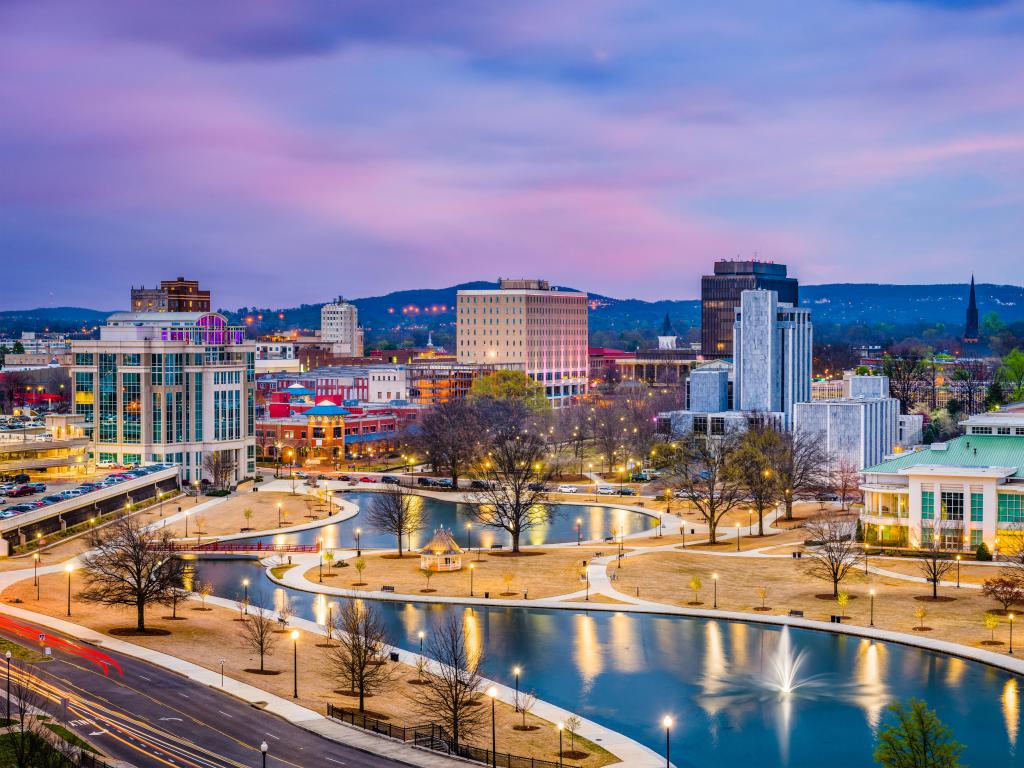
[3,0,1024,310]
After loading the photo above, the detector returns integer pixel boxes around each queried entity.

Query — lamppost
[466,522,473,552]
[242,578,250,614]
[32,552,39,587]
[712,573,718,609]
[184,510,189,539]
[65,563,73,616]
[558,722,565,768]
[955,555,962,588]
[5,650,11,722]
[193,479,200,505]
[418,630,425,656]
[576,518,582,546]
[662,716,673,768]
[275,442,282,478]
[291,630,300,697]
[1010,613,1016,655]
[869,589,876,626]
[735,521,741,552]
[318,541,323,583]
[355,528,362,556]
[513,666,521,712]
[486,686,498,768]
[469,564,475,597]
[277,503,282,528]
[260,740,268,768]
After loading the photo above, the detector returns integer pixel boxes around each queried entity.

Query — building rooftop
[863,434,1024,479]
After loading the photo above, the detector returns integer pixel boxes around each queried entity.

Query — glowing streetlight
[64,563,73,616]
[486,686,498,767]
[1010,613,1016,655]
[576,518,582,546]
[955,555,962,588]
[513,666,521,712]
[355,527,362,556]
[869,588,876,626]
[735,521,741,552]
[663,716,673,768]
[558,722,565,767]
[291,630,300,697]
[712,573,719,609]
[418,630,425,655]
[242,578,250,614]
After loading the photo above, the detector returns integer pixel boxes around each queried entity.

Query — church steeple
[963,275,979,344]
[657,313,677,350]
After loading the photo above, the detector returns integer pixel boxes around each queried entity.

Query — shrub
[975,542,992,561]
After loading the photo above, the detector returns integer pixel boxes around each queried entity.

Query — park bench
[381,585,396,593]
[788,609,804,618]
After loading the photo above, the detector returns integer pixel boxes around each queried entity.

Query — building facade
[701,261,798,358]
[733,290,812,428]
[456,279,588,407]
[794,396,900,470]
[131,277,211,313]
[70,312,255,483]
[860,411,1024,551]
[320,298,364,357]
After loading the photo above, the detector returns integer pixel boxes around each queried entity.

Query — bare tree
[78,513,186,631]
[202,450,236,490]
[6,660,83,768]
[918,526,959,600]
[167,586,189,619]
[366,486,425,557]
[732,423,782,536]
[803,509,862,598]
[240,597,279,672]
[519,691,538,730]
[327,600,396,712]
[412,613,486,747]
[830,458,862,511]
[469,427,554,553]
[771,427,829,520]
[591,401,628,472]
[883,352,931,413]
[982,576,1024,613]
[662,430,746,544]
[415,399,483,487]
[193,580,213,610]
[948,361,989,416]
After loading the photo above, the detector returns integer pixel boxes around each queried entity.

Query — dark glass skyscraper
[700,260,798,358]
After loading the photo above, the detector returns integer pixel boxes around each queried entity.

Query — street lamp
[260,740,268,768]
[466,522,473,552]
[277,503,282,528]
[469,563,475,597]
[712,573,718,609]
[735,521,741,552]
[193,479,200,505]
[486,686,498,768]
[355,528,362,556]
[242,578,250,614]
[513,666,521,712]
[1010,613,1016,655]
[576,518,582,546]
[291,630,300,698]
[663,715,673,768]
[65,563,73,616]
[32,552,39,587]
[869,589,876,626]
[5,650,11,722]
[418,630,425,656]
[955,555,961,588]
[220,658,226,686]
[558,722,565,768]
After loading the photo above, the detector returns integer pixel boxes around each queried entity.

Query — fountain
[766,625,807,695]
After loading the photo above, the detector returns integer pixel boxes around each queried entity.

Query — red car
[358,476,376,483]
[6,485,34,498]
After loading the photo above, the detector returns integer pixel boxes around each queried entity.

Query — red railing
[161,541,320,553]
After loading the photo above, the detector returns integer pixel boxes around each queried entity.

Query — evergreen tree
[874,699,964,768]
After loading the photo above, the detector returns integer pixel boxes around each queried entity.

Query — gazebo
[419,528,464,572]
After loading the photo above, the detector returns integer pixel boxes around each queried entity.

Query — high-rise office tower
[733,289,812,427]
[321,298,364,357]
[131,277,211,313]
[701,261,798,358]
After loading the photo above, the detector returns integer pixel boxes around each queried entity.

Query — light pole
[735,521,741,552]
[466,522,472,552]
[469,563,475,597]
[513,666,521,712]
[576,518,582,546]
[955,555,961,588]
[418,630,425,656]
[869,589,875,627]
[486,686,498,768]
[291,630,299,698]
[277,503,282,528]
[5,650,11,722]
[33,553,38,587]
[260,740,268,768]
[355,528,362,556]
[558,722,564,767]
[712,573,718,609]
[220,657,226,686]
[65,563,73,616]
[318,540,323,583]
[242,578,250,614]
[275,442,282,478]
[663,716,673,768]
[1010,613,1015,655]
[193,479,200,505]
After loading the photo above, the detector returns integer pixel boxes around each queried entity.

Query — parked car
[381,476,400,485]
[41,495,65,504]
[469,480,491,490]
[597,486,616,495]
[337,474,352,482]
[7,486,35,498]
[417,477,437,487]
[358,476,376,483]
[435,478,454,489]
[816,491,840,502]
[26,482,46,493]
[294,471,308,479]
[557,484,578,494]
[527,482,548,492]
[619,487,637,496]
[1,474,30,485]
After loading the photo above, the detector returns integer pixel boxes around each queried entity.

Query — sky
[1,0,1023,311]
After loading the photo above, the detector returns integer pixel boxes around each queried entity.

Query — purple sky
[2,1,1023,311]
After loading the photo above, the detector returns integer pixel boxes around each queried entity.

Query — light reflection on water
[191,558,1024,767]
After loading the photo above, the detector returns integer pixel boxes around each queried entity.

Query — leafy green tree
[999,348,1024,398]
[981,311,1005,337]
[874,699,964,768]
[984,380,1006,410]
[469,370,549,412]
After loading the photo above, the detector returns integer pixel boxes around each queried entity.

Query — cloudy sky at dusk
[2,0,1023,311]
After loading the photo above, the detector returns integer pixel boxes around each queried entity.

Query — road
[0,616,407,768]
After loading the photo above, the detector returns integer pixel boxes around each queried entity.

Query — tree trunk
[137,601,146,632]
[260,650,264,672]
[708,520,717,545]
[397,534,403,558]
[833,578,839,598]
[359,683,365,712]
[511,530,520,553]
[784,496,794,521]
[932,576,938,599]
[758,506,765,537]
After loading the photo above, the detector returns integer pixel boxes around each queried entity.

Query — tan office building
[456,279,588,406]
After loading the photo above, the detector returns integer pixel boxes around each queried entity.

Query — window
[998,494,1024,524]
[971,492,984,523]
[921,490,935,520]
[74,353,94,366]
[122,353,141,366]
[74,372,94,424]
[998,427,1011,435]
[121,372,141,443]
[940,491,963,521]
[971,529,984,548]
[98,353,117,443]
[972,426,992,435]
[921,526,933,546]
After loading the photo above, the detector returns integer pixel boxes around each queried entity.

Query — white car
[557,484,578,494]
[596,486,616,495]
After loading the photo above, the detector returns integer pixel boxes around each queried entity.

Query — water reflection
[1005,678,1019,750]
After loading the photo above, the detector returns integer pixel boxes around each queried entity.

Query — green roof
[864,434,1024,479]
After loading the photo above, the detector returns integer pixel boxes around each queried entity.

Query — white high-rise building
[70,312,256,483]
[456,279,588,407]
[320,298,363,357]
[732,289,812,427]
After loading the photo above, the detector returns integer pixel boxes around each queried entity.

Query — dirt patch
[814,593,859,601]
[108,628,172,637]
[514,725,540,732]
[331,706,391,720]
[487,551,547,558]
[245,669,282,675]
[913,595,957,602]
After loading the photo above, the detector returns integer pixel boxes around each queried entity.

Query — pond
[191,558,1024,767]
[240,491,658,550]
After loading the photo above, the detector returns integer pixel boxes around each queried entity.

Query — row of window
[970,426,1024,435]
[921,490,1024,523]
